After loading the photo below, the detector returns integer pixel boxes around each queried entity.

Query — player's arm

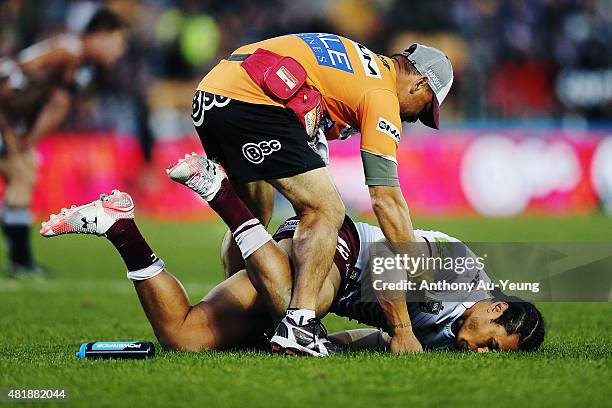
[19,41,78,145]
[0,113,19,155]
[328,329,391,351]
[24,87,72,145]
[358,90,422,353]
[0,115,19,179]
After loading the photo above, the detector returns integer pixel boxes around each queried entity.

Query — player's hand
[390,330,423,354]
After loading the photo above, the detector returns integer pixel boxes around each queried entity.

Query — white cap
[399,43,454,129]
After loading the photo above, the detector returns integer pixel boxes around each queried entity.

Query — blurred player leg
[328,329,391,352]
[0,121,40,277]
[221,180,274,278]
[2,206,35,274]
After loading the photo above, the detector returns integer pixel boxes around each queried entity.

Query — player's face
[93,30,127,67]
[454,301,520,352]
[398,76,434,123]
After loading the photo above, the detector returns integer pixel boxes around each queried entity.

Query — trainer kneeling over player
[191,33,454,355]
[40,153,545,354]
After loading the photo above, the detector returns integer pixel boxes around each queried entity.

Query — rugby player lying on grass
[40,154,545,354]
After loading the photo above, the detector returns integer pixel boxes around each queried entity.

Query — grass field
[0,215,610,408]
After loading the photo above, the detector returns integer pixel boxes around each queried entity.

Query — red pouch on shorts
[241,48,322,139]
[286,87,323,139]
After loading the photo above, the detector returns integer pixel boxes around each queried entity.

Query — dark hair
[492,289,545,351]
[390,54,421,76]
[84,8,124,34]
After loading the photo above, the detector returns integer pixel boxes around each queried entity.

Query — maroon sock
[209,178,260,234]
[106,219,158,271]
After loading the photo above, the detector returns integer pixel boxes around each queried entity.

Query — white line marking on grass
[0,279,214,295]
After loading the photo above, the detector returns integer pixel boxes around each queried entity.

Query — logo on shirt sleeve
[376,117,401,143]
[339,124,359,140]
[377,55,391,71]
[353,42,381,78]
[419,300,444,315]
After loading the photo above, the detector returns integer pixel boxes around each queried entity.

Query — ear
[410,76,429,93]
[490,301,509,315]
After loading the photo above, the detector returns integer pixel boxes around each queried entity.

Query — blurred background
[1,3,610,400]
[1,0,611,219]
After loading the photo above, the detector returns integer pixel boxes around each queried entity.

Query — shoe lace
[306,317,327,339]
[46,190,118,225]
[185,163,216,195]
[99,189,120,202]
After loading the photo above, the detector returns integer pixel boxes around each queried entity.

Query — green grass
[0,215,611,408]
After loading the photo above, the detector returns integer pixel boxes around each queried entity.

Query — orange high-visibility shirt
[198,33,403,177]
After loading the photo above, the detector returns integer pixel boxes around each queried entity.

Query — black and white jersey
[331,222,492,350]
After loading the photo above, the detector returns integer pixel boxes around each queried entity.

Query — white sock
[286,308,316,326]
[233,223,273,259]
[126,259,165,281]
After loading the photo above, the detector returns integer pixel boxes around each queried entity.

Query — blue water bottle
[76,341,155,359]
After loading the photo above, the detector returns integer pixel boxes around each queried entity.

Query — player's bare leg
[134,269,274,351]
[221,181,274,278]
[166,154,291,319]
[39,190,274,351]
[138,237,340,352]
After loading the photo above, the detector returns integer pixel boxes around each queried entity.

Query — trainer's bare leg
[200,166,345,319]
[221,181,274,278]
[272,238,340,316]
[269,167,344,313]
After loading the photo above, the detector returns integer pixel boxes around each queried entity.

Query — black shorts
[272,215,361,295]
[191,91,325,185]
